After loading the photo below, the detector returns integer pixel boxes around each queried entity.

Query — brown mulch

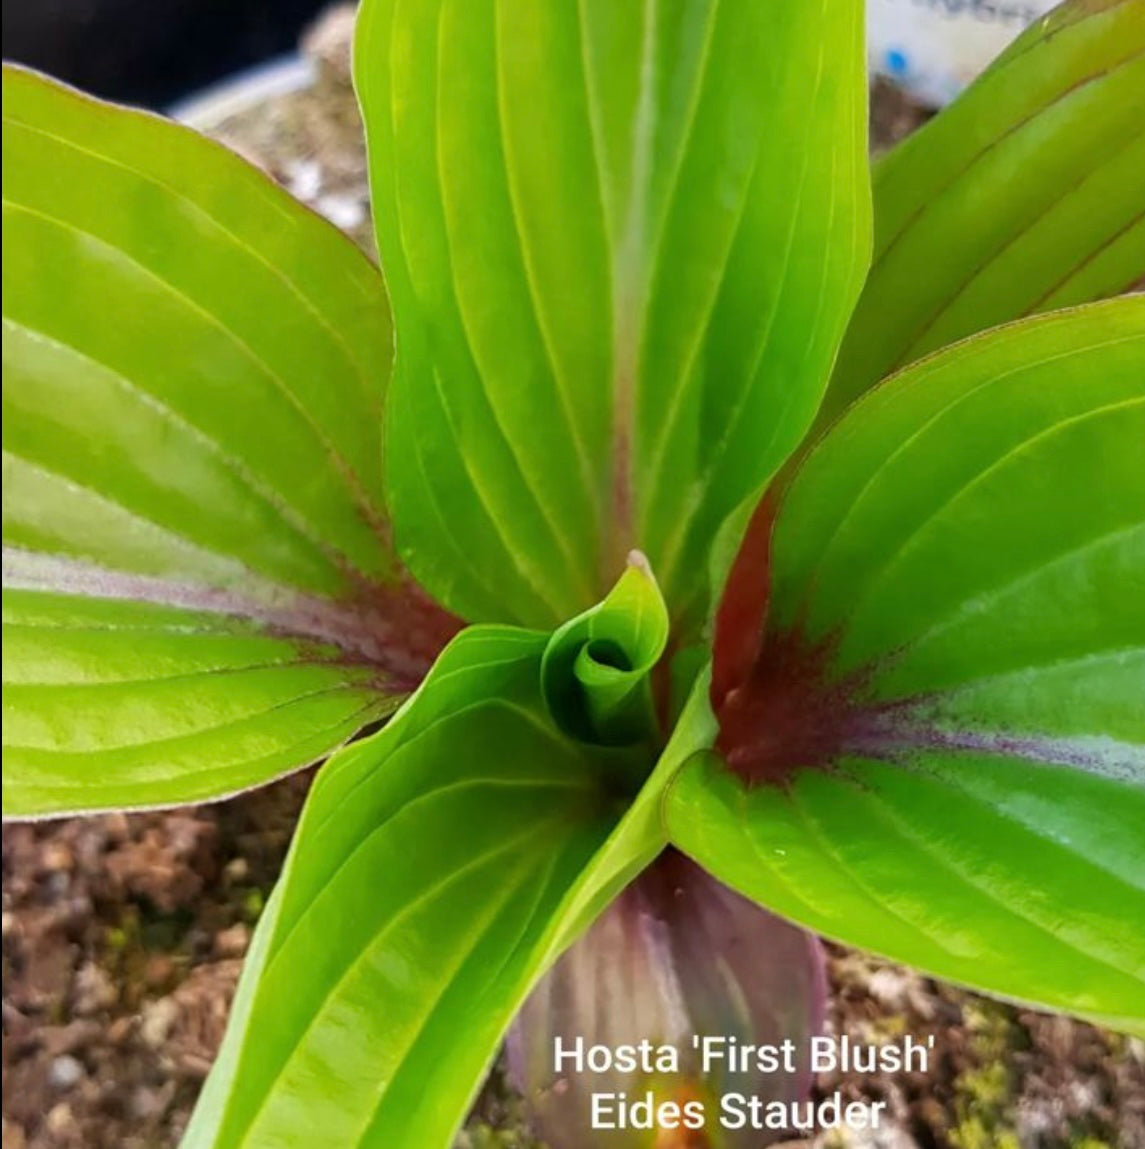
[2,777,310,1149]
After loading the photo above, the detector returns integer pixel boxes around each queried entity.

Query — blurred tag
[868,0,1057,106]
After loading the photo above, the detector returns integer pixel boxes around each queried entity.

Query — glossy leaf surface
[2,68,454,816]
[823,0,1145,422]
[670,300,1145,1033]
[356,0,870,630]
[184,626,717,1149]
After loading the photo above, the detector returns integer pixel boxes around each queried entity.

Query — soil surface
[3,7,1143,1149]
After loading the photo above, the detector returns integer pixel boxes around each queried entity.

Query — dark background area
[2,0,331,107]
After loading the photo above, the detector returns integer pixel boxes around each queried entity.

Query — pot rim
[168,53,314,130]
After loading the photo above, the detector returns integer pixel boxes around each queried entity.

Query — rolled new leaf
[670,299,1145,1033]
[1,68,458,817]
[508,850,825,1149]
[823,0,1145,422]
[541,552,669,748]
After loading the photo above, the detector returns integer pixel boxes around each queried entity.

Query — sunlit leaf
[184,626,717,1149]
[669,299,1145,1033]
[355,0,870,631]
[823,0,1145,421]
[1,68,456,817]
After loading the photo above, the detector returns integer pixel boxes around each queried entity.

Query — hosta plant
[3,0,1143,1146]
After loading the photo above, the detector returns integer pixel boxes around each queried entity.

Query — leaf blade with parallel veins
[823,0,1145,423]
[2,589,397,816]
[669,299,1145,1032]
[182,624,718,1149]
[1,67,457,818]
[355,0,871,631]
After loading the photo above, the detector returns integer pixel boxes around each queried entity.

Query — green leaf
[2,68,456,817]
[541,551,669,746]
[667,299,1145,1032]
[183,626,717,1149]
[3,67,393,589]
[823,0,1145,422]
[2,591,398,816]
[355,0,871,631]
